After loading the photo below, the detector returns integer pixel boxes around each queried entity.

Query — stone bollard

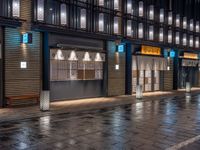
[136,85,143,99]
[186,82,191,93]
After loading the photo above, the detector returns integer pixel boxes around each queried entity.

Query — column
[40,32,50,111]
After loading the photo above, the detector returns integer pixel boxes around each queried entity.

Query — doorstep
[0,88,200,123]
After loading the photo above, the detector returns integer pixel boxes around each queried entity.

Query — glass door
[144,70,152,91]
[154,70,160,91]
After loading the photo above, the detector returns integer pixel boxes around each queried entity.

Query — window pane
[37,0,44,21]
[12,0,20,17]
[60,4,67,25]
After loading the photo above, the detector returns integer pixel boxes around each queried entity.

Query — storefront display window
[50,49,105,81]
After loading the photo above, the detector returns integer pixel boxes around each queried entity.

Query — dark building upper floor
[1,0,200,49]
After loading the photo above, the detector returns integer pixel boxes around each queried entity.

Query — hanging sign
[183,52,198,59]
[141,45,161,56]
[117,44,125,53]
[22,33,32,44]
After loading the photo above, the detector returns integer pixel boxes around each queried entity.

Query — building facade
[0,0,200,107]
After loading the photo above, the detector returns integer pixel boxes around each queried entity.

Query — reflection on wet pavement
[1,93,200,149]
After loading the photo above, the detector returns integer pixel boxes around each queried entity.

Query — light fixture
[68,51,78,61]
[127,0,132,14]
[114,17,119,34]
[138,23,143,38]
[95,53,103,62]
[168,12,173,25]
[80,9,86,29]
[55,49,64,60]
[127,20,132,37]
[149,5,154,20]
[175,32,180,45]
[83,52,91,61]
[168,30,172,43]
[99,13,104,32]
[183,33,187,46]
[195,37,199,48]
[176,14,180,27]
[115,64,119,70]
[183,17,187,29]
[159,28,164,42]
[160,9,164,23]
[149,26,154,40]
[37,0,44,21]
[20,61,27,69]
[12,0,20,17]
[196,21,199,32]
[190,19,194,31]
[139,1,144,17]
[60,4,67,25]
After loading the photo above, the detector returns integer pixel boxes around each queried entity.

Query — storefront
[178,52,200,88]
[49,34,107,101]
[132,45,168,93]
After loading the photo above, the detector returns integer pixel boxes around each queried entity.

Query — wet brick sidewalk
[1,93,200,150]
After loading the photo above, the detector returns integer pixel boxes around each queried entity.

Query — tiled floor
[1,91,200,149]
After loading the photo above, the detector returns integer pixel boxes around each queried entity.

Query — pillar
[40,32,50,111]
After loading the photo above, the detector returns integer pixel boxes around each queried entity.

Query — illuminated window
[190,19,194,31]
[138,23,143,38]
[183,17,187,29]
[99,13,104,32]
[149,5,154,20]
[168,30,172,43]
[183,33,187,46]
[127,20,132,37]
[176,14,180,27]
[159,28,164,42]
[80,9,86,29]
[175,32,180,45]
[12,0,20,17]
[127,0,132,14]
[114,0,119,10]
[37,0,44,21]
[196,21,199,32]
[195,37,199,48]
[168,12,173,25]
[160,9,164,23]
[60,4,67,25]
[114,17,119,34]
[139,1,144,17]
[189,35,193,47]
[98,0,104,6]
[149,26,154,40]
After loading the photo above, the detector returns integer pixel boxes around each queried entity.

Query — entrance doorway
[132,55,167,93]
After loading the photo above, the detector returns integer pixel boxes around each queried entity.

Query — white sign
[20,61,27,69]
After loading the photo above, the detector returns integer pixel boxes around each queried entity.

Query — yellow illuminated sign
[183,53,198,59]
[141,45,161,56]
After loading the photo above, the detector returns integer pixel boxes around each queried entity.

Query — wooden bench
[6,94,39,107]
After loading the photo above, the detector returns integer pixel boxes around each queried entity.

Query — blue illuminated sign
[22,33,32,44]
[170,50,175,58]
[118,44,125,52]
[23,33,28,44]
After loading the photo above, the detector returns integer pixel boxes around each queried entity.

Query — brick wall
[107,41,125,96]
[4,0,41,96]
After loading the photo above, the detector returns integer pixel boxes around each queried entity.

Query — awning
[132,56,167,70]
